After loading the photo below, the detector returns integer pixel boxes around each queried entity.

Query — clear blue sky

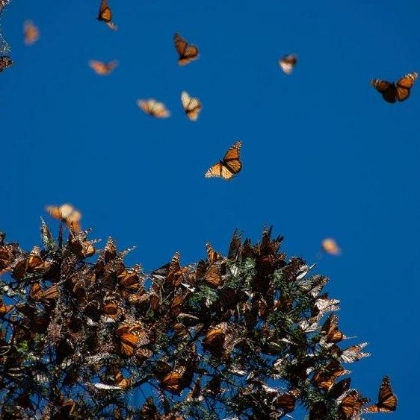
[1,1,419,417]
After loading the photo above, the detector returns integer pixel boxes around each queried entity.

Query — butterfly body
[205,141,243,180]
[371,72,418,103]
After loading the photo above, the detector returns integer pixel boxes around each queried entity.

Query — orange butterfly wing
[396,72,418,102]
[364,376,397,413]
[24,20,40,45]
[137,99,170,118]
[205,141,242,180]
[174,33,199,65]
[89,60,118,75]
[97,0,117,30]
[181,91,202,121]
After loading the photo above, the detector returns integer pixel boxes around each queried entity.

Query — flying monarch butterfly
[205,141,243,180]
[88,59,118,75]
[181,91,202,121]
[278,54,297,75]
[321,238,341,256]
[23,20,39,45]
[174,33,199,65]
[363,376,397,413]
[97,0,117,30]
[137,99,170,118]
[0,56,13,73]
[371,72,418,103]
[46,203,82,231]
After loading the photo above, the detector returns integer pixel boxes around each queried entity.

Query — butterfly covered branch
[0,220,397,419]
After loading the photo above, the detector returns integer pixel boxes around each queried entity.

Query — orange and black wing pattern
[137,99,170,118]
[181,91,202,121]
[363,376,397,413]
[97,0,117,30]
[174,33,199,66]
[46,203,82,231]
[89,60,118,75]
[371,72,417,103]
[205,141,242,180]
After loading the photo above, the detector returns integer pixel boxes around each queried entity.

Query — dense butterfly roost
[0,224,395,419]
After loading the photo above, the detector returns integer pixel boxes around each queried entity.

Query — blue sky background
[1,1,419,417]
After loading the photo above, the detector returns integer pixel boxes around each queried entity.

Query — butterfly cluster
[0,225,398,418]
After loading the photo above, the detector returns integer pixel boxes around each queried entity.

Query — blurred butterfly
[137,99,170,118]
[371,72,418,103]
[181,91,202,121]
[363,376,397,413]
[278,54,297,75]
[0,56,13,73]
[23,20,39,45]
[174,33,199,65]
[205,141,242,180]
[321,238,341,256]
[46,203,82,231]
[88,59,118,75]
[97,0,117,30]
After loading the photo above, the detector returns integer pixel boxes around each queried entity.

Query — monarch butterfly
[338,390,369,420]
[181,91,202,121]
[137,99,170,118]
[327,378,351,399]
[97,0,117,30]
[0,56,13,73]
[278,54,297,75]
[321,238,341,256]
[116,324,146,357]
[46,204,82,231]
[273,389,300,414]
[330,342,371,364]
[174,33,199,65]
[371,72,418,103]
[23,20,39,45]
[321,314,346,343]
[311,360,350,391]
[161,368,185,394]
[88,59,118,75]
[205,141,243,180]
[363,376,397,413]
